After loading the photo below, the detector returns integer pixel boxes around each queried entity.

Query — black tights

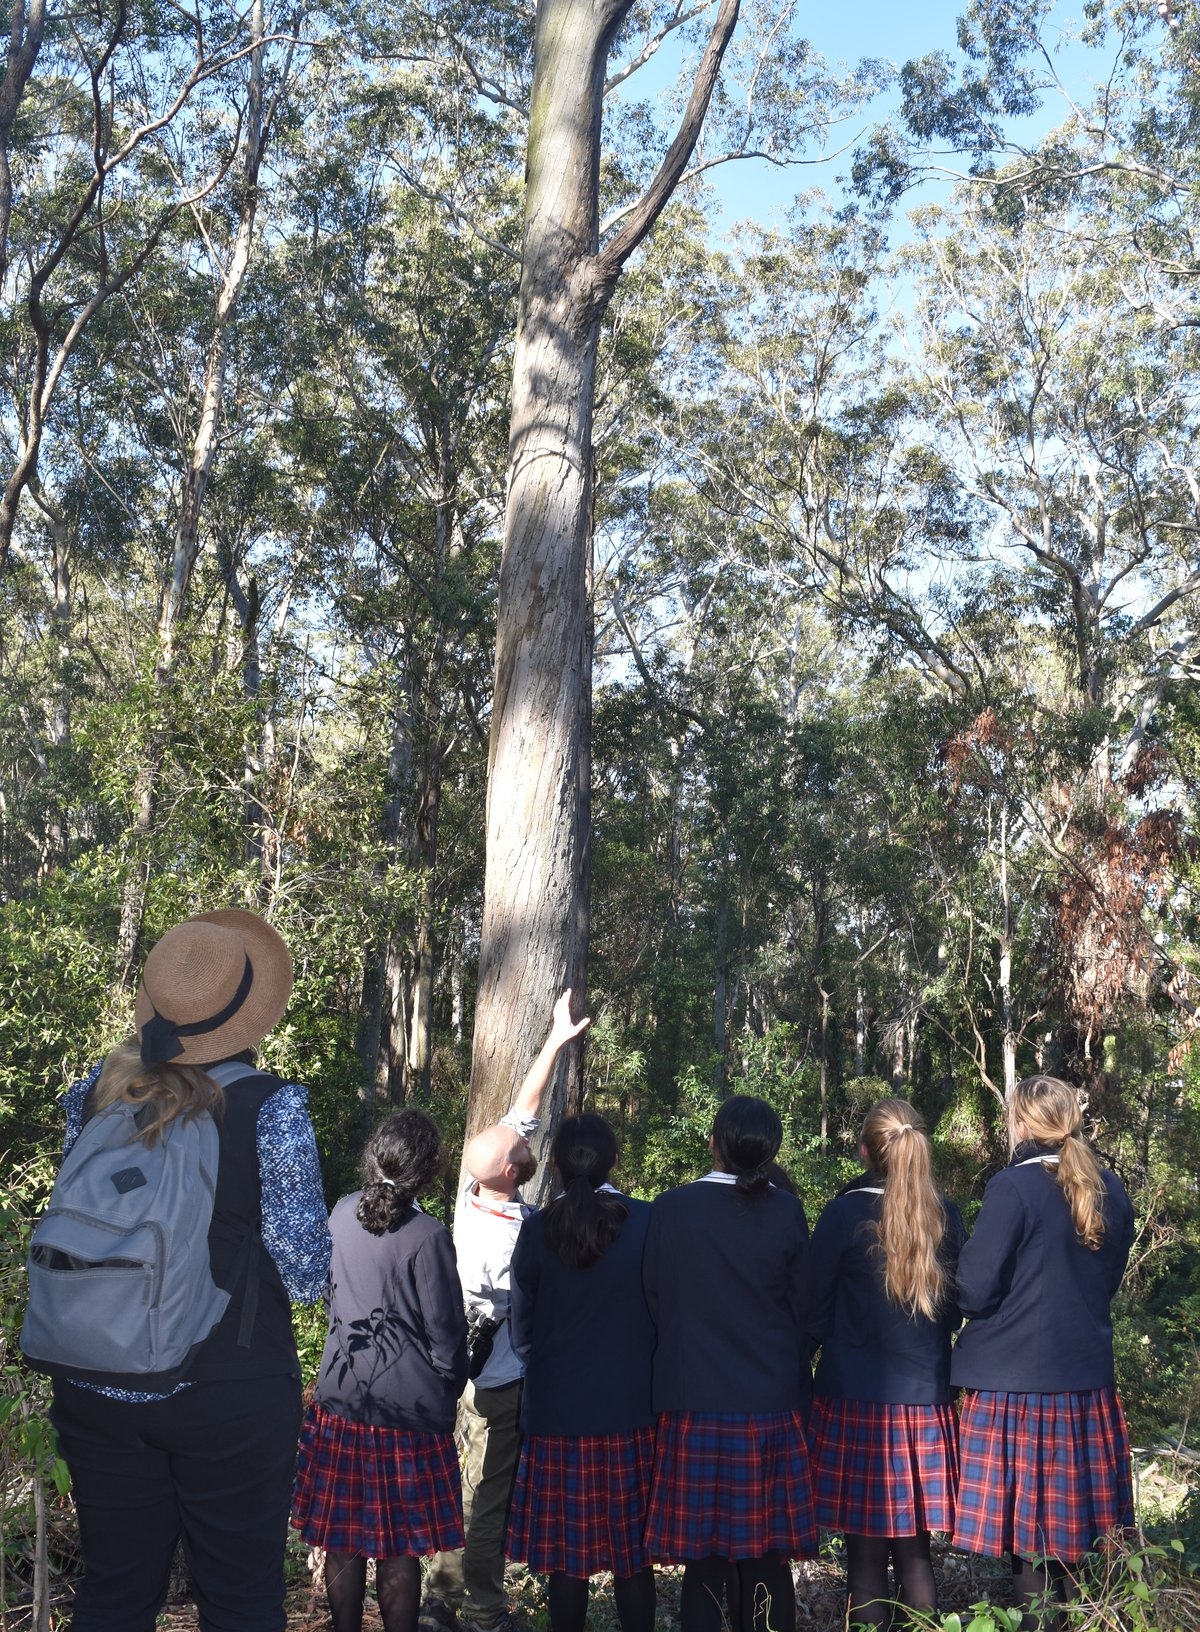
[324,1551,421,1632]
[548,1567,656,1632]
[680,1552,794,1632]
[844,1533,938,1630]
[1012,1554,1074,1631]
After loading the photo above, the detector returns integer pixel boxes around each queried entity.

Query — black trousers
[51,1372,303,1632]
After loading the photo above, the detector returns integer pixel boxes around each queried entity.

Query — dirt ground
[12,1540,1015,1631]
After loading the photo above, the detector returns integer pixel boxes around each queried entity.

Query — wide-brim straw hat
[134,908,293,1067]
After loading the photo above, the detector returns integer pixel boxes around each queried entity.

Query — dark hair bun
[357,1108,443,1235]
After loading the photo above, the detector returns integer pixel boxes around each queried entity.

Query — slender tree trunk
[30,1474,48,1632]
[380,938,408,1108]
[714,895,729,1092]
[451,944,464,1044]
[999,803,1017,1098]
[216,543,270,891]
[115,758,158,988]
[362,693,415,1115]
[0,0,46,285]
[40,500,72,869]
[407,755,443,1095]
[819,985,830,1142]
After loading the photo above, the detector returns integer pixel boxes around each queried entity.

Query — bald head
[465,1123,538,1197]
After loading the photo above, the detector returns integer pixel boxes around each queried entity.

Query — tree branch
[592,0,739,285]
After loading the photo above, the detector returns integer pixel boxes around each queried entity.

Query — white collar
[696,1171,783,1186]
[598,1182,622,1194]
[1018,1153,1060,1166]
[857,1185,884,1194]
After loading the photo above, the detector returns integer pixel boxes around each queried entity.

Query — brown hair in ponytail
[1008,1075,1106,1250]
[861,1098,948,1321]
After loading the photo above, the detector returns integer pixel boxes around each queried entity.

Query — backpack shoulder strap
[204,1059,285,1347]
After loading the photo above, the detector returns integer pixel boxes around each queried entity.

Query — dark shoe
[464,1613,531,1632]
[419,1601,462,1632]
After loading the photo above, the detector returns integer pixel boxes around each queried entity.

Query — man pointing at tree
[421,989,591,1632]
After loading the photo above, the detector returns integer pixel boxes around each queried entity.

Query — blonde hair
[1008,1074,1106,1250]
[862,1098,948,1321]
[93,1039,224,1148]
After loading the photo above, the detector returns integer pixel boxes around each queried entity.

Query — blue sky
[642,1,1116,234]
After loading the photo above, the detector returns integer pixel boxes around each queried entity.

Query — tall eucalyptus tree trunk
[467,0,740,1179]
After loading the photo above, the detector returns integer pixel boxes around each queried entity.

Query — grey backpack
[20,1093,232,1389]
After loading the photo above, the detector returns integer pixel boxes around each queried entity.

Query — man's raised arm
[509,988,591,1123]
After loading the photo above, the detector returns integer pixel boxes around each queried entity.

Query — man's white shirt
[453,1110,537,1389]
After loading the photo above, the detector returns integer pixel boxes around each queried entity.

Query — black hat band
[140,954,255,1066]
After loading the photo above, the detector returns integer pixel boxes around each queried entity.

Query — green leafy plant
[0,1159,75,1626]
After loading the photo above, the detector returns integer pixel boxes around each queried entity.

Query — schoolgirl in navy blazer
[643,1178,811,1417]
[510,1190,655,1435]
[950,1074,1136,1623]
[641,1096,817,1632]
[505,1115,658,1632]
[951,1145,1132,1393]
[808,1172,965,1404]
[806,1098,963,1632]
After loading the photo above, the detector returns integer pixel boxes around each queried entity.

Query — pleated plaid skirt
[291,1401,464,1557]
[644,1409,818,1563]
[808,1396,959,1536]
[952,1387,1133,1561]
[506,1425,656,1577]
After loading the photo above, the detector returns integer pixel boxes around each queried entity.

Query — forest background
[1,0,1199,1619]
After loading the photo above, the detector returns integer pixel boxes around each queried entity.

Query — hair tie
[378,1178,396,1188]
[897,1122,915,1133]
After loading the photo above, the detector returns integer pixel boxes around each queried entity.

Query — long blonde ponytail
[1008,1074,1106,1250]
[92,1039,224,1148]
[862,1098,948,1321]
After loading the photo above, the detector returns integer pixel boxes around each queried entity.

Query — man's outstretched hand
[549,987,591,1048]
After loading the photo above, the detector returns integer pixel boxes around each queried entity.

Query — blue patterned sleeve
[62,1063,104,1155]
[256,1083,332,1301]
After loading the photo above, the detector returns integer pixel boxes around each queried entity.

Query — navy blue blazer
[808,1172,965,1405]
[314,1195,468,1431]
[510,1193,655,1436]
[950,1143,1134,1394]
[642,1178,811,1417]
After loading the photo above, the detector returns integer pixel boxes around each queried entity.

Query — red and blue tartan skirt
[291,1401,464,1557]
[644,1409,818,1563]
[808,1396,958,1537]
[952,1388,1133,1561]
[506,1425,656,1577]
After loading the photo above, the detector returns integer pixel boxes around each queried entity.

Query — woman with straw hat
[47,908,332,1632]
